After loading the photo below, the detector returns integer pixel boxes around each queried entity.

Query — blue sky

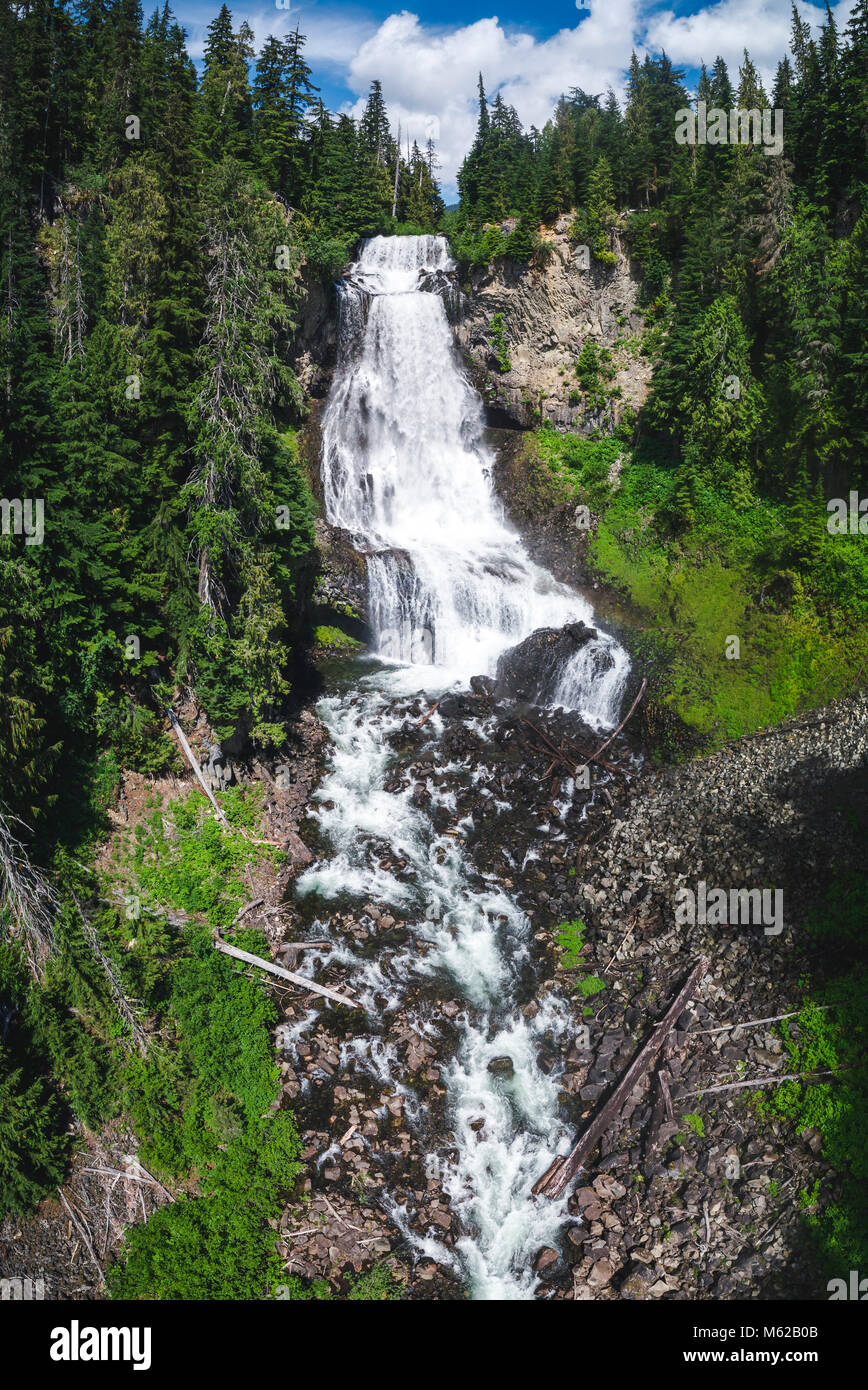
[170,0,856,195]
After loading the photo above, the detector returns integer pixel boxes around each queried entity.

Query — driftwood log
[533,955,708,1199]
[214,938,361,1010]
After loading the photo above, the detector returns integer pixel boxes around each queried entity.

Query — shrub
[347,1263,403,1301]
[0,1044,70,1217]
[488,313,511,372]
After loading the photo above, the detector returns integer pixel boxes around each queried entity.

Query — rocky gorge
[261,233,866,1300]
[5,227,860,1306]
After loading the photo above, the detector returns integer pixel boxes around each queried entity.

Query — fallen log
[235,897,264,922]
[416,699,441,729]
[533,955,708,1199]
[280,940,335,950]
[166,708,228,821]
[214,938,361,1010]
[692,1005,834,1037]
[679,1067,847,1097]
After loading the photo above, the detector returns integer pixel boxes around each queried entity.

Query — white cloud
[342,1,644,196]
[179,2,378,65]
[644,0,856,97]
[179,0,859,196]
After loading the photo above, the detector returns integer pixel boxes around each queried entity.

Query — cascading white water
[321,233,629,717]
[295,235,631,1299]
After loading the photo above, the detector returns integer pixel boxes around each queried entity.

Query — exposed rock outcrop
[454,216,652,429]
[494,620,599,702]
[313,517,369,629]
[289,263,339,399]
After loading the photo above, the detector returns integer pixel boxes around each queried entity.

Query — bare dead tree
[70,891,149,1057]
[0,804,59,977]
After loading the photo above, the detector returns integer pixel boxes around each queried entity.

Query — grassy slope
[528,427,868,750]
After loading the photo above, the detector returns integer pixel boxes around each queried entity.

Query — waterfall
[294,235,631,1299]
[320,233,629,721]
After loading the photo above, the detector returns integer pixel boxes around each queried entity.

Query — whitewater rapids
[292,234,630,1298]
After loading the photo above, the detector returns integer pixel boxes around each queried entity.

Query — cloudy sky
[172,0,856,196]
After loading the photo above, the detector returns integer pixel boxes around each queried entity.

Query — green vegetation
[0,3,444,1297]
[450,15,868,751]
[573,342,617,409]
[568,156,619,266]
[754,876,868,1273]
[534,429,623,511]
[128,786,277,933]
[102,788,302,1298]
[0,1016,70,1216]
[0,911,124,1218]
[107,1109,302,1300]
[2,0,867,1308]
[577,975,607,1000]
[590,455,868,748]
[555,920,608,1006]
[314,625,361,651]
[556,919,588,969]
[488,313,512,372]
[346,1263,403,1301]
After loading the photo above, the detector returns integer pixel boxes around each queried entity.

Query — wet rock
[487,1056,515,1078]
[534,1247,561,1278]
[494,622,600,704]
[470,674,496,697]
[437,693,482,720]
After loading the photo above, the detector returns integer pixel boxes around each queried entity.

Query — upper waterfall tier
[320,234,628,728]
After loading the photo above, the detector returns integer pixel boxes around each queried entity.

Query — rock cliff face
[453,215,652,430]
[289,263,338,400]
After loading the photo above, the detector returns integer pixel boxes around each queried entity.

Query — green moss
[588,457,868,748]
[314,625,361,650]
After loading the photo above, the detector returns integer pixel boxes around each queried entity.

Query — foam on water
[293,235,631,1298]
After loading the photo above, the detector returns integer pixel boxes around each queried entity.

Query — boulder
[487,1055,515,1078]
[534,1247,560,1278]
[469,674,496,697]
[587,1256,615,1288]
[494,620,599,703]
[280,831,312,868]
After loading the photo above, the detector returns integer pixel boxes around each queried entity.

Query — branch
[0,804,59,974]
